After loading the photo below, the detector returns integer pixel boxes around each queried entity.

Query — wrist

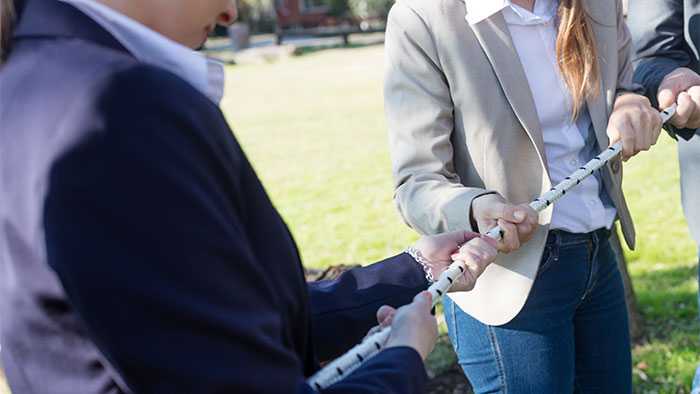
[405,246,434,284]
[384,339,429,361]
[469,191,499,232]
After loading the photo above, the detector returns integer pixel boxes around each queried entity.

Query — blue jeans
[444,228,631,393]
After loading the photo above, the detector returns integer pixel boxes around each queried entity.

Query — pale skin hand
[412,230,499,291]
[470,193,539,254]
[658,67,700,129]
[382,291,437,360]
[369,232,499,358]
[607,93,663,161]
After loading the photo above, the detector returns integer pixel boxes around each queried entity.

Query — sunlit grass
[225,44,699,392]
[1,43,696,394]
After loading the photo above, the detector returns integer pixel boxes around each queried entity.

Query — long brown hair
[556,0,599,120]
[1,0,16,63]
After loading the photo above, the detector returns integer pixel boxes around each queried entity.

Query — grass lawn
[0,42,696,394]
[224,44,699,392]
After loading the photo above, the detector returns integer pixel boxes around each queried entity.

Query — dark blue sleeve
[309,253,428,361]
[43,66,428,394]
[628,0,698,140]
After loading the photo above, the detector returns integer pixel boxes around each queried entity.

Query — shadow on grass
[634,262,698,327]
[630,262,698,392]
[292,40,385,57]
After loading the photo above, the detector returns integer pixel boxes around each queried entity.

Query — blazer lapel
[469,13,548,169]
[586,91,609,152]
[584,1,616,152]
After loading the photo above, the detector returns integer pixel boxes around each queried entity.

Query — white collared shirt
[466,0,616,233]
[58,0,225,104]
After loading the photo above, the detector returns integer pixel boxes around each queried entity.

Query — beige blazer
[385,0,637,325]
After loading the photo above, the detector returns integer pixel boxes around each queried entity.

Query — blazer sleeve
[309,253,428,362]
[628,0,698,140]
[384,2,494,236]
[614,0,647,98]
[43,67,427,394]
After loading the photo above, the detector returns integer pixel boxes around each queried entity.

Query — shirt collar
[58,0,225,104]
[465,0,557,26]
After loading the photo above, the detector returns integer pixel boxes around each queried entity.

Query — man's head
[98,0,237,49]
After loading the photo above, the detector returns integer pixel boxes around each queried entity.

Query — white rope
[306,104,677,391]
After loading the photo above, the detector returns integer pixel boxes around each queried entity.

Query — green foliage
[325,0,350,18]
[236,0,276,33]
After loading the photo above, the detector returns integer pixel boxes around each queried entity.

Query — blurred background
[1,0,698,392]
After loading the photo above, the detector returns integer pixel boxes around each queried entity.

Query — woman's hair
[556,0,599,120]
[1,0,17,63]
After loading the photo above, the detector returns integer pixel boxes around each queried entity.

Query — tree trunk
[610,226,645,342]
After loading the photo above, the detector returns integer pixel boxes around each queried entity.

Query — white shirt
[466,0,616,233]
[58,0,225,104]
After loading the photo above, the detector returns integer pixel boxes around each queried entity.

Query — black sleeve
[308,253,428,361]
[628,0,698,140]
[43,66,427,394]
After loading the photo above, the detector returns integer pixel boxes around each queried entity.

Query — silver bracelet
[405,246,435,284]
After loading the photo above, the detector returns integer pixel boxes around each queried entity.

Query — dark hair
[1,0,18,62]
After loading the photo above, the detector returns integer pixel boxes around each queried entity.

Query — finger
[364,325,381,340]
[687,86,700,128]
[449,230,480,249]
[376,305,396,326]
[607,124,621,146]
[620,119,636,161]
[412,290,432,310]
[650,111,663,145]
[380,311,396,327]
[658,86,680,109]
[457,237,494,258]
[472,239,498,266]
[501,204,528,223]
[633,113,651,152]
[497,218,519,253]
[517,222,533,243]
[519,204,538,226]
[673,92,693,127]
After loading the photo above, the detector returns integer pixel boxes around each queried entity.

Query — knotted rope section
[307,104,678,390]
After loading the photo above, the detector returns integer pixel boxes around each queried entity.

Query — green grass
[221,43,418,268]
[224,44,698,392]
[623,140,699,392]
[1,43,697,393]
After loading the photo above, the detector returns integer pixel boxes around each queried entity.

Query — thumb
[501,205,527,223]
[412,291,433,311]
[376,305,396,326]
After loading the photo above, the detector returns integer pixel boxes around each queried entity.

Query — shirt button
[569,158,578,166]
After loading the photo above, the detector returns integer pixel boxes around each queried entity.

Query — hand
[449,235,499,291]
[412,230,499,291]
[607,93,663,161]
[383,291,437,360]
[658,67,700,129]
[470,193,538,253]
[362,303,399,340]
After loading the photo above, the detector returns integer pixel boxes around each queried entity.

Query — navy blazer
[629,0,700,140]
[0,1,429,392]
